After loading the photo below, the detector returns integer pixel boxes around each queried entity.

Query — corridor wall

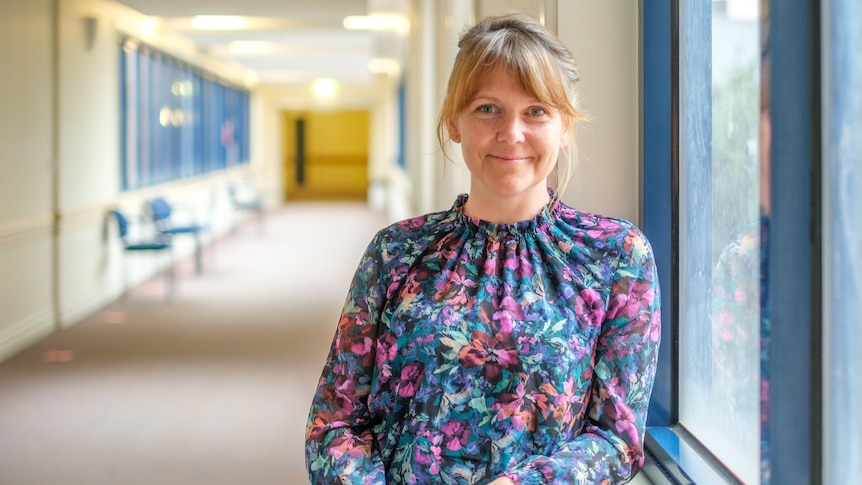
[0,0,261,363]
[0,0,56,363]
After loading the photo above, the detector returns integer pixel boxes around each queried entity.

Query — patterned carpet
[0,202,388,485]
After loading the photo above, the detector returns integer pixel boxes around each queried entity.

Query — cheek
[458,125,492,149]
[534,135,563,160]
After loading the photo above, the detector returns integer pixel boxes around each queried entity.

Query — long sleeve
[305,235,388,484]
[504,226,662,484]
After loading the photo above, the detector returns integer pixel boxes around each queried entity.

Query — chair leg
[165,251,175,302]
[194,233,203,274]
[121,257,129,302]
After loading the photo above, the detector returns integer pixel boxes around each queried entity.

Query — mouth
[488,154,530,163]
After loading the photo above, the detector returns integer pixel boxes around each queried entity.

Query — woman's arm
[503,226,662,484]
[305,236,389,484]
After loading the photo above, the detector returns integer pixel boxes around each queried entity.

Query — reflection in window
[679,1,761,483]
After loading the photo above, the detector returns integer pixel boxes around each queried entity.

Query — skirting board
[0,307,55,363]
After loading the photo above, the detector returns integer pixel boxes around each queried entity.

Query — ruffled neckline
[450,192,559,238]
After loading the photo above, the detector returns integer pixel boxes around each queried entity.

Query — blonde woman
[306,12,660,484]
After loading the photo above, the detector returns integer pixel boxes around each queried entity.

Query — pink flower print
[515,249,535,280]
[396,363,424,397]
[441,420,471,451]
[492,296,524,334]
[433,266,476,310]
[457,330,521,385]
[492,381,555,432]
[734,287,749,306]
[482,241,502,274]
[351,336,373,355]
[375,333,397,365]
[321,378,357,416]
[574,288,605,326]
[328,431,372,460]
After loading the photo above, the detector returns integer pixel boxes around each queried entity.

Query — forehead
[469,67,535,99]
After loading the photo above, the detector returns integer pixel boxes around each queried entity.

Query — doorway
[282,110,370,201]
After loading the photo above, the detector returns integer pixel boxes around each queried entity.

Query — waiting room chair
[111,209,175,301]
[146,196,208,274]
[228,182,264,234]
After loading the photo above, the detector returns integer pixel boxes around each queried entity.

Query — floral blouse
[305,194,661,484]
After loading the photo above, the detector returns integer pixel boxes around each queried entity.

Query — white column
[433,0,475,209]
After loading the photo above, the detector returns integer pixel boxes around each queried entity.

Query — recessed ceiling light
[311,78,339,99]
[343,14,409,33]
[191,15,247,30]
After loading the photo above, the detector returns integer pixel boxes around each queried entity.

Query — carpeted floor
[0,202,389,485]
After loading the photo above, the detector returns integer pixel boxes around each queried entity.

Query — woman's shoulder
[374,208,456,242]
[553,202,653,259]
[363,207,461,264]
[555,202,644,238]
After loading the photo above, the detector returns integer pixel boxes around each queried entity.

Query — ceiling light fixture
[191,15,247,30]
[343,14,409,33]
[311,78,339,100]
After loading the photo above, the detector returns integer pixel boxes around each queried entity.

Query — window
[642,0,830,483]
[678,1,761,483]
[119,38,251,191]
[822,0,862,482]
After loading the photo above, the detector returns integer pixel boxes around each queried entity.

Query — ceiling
[113,0,407,86]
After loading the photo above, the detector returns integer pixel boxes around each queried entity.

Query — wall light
[82,16,98,51]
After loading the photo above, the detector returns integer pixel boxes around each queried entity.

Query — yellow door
[282,110,370,201]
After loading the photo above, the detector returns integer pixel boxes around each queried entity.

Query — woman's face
[448,66,568,209]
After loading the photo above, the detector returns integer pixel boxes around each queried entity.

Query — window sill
[641,426,745,485]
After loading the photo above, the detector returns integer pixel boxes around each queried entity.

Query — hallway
[0,203,389,485]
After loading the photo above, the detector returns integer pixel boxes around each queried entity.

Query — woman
[306,12,660,484]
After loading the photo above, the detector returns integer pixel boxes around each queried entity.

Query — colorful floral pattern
[306,194,661,484]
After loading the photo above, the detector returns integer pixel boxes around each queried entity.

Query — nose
[497,114,526,144]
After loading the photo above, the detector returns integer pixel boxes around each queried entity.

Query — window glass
[823,0,862,481]
[678,1,761,483]
[118,39,250,191]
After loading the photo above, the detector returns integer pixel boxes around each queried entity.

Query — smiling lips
[488,154,531,162]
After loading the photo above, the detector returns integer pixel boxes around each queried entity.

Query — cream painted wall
[0,0,58,360]
[557,1,640,225]
[56,0,124,325]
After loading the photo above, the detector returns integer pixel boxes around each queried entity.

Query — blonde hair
[436,12,589,202]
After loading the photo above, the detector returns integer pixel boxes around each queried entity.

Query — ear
[447,118,461,143]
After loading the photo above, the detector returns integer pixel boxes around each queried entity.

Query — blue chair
[146,197,208,274]
[111,209,174,301]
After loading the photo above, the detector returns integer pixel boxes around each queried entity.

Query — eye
[528,107,547,116]
[477,104,496,114]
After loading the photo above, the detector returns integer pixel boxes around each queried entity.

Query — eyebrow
[471,94,544,105]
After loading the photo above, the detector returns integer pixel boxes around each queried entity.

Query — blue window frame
[119,38,251,191]
[641,0,829,483]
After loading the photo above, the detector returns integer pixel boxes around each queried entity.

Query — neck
[463,188,551,224]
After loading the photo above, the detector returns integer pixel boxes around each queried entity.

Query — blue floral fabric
[306,194,661,484]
